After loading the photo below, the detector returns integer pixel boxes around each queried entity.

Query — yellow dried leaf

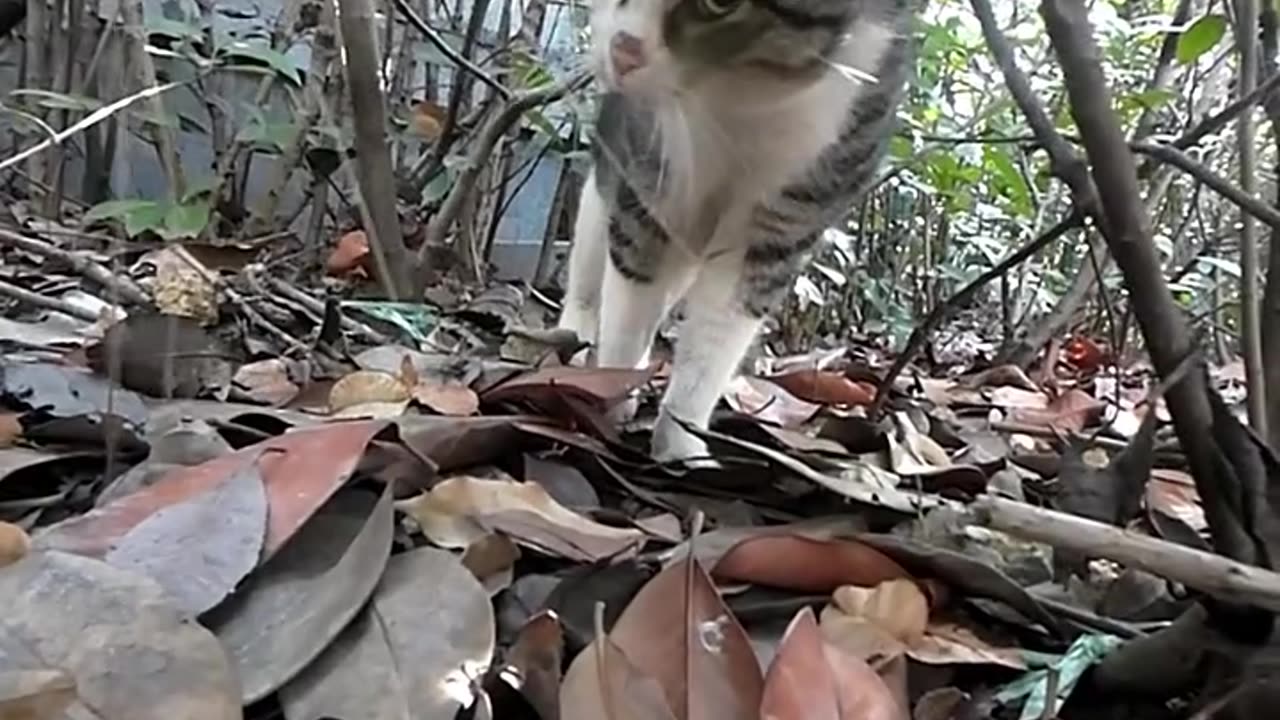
[830,579,929,646]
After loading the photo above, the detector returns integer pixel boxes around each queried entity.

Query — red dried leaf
[761,607,905,720]
[325,230,370,277]
[712,535,910,594]
[766,370,876,407]
[35,419,389,560]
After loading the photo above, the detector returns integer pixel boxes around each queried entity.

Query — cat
[558,0,913,462]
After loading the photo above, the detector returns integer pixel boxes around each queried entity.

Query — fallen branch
[1129,141,1280,230]
[970,494,1280,613]
[869,211,1083,418]
[0,279,102,321]
[419,70,590,260]
[0,228,149,305]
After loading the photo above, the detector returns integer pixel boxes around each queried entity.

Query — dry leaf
[103,454,267,617]
[398,476,646,562]
[1147,468,1207,532]
[761,607,905,720]
[713,535,909,594]
[502,611,565,720]
[560,627,679,720]
[724,376,821,428]
[0,413,21,448]
[766,370,876,407]
[831,580,930,646]
[408,99,446,140]
[461,532,521,596]
[36,419,389,561]
[608,554,763,720]
[326,230,370,277]
[1010,388,1103,433]
[907,622,1026,670]
[818,605,906,665]
[329,370,412,418]
[414,380,481,416]
[0,521,30,568]
[0,551,241,719]
[0,668,77,719]
[231,359,300,406]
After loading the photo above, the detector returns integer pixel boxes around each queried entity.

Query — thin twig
[1129,141,1280,230]
[388,0,511,100]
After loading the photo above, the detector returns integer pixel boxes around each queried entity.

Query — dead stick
[0,228,149,305]
[0,279,103,321]
[970,494,1280,613]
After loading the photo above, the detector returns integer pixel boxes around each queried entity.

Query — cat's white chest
[651,24,897,256]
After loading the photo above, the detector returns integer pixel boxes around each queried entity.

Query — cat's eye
[693,0,743,19]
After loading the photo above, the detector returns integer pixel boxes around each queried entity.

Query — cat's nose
[609,32,647,77]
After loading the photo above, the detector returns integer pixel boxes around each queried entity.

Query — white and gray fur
[559,0,914,462]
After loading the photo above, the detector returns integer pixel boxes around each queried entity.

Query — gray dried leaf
[104,453,268,617]
[0,550,241,720]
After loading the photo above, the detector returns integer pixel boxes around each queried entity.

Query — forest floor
[0,211,1266,720]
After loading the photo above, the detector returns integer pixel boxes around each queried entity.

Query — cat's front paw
[650,412,717,467]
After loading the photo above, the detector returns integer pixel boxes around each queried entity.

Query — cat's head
[589,0,871,99]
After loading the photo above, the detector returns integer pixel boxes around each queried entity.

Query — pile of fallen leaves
[0,224,1269,720]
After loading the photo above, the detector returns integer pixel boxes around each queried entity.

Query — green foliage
[85,197,213,240]
[1176,14,1227,64]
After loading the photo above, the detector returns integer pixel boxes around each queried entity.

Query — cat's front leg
[557,171,609,361]
[652,251,764,464]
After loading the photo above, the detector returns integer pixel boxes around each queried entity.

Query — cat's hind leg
[651,250,763,463]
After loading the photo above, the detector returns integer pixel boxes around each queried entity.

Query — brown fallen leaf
[462,532,522,596]
[0,412,21,448]
[766,369,876,407]
[35,419,389,560]
[606,553,763,720]
[481,365,656,411]
[500,611,565,720]
[761,607,905,720]
[560,616,679,720]
[0,521,30,568]
[413,379,481,416]
[398,476,646,562]
[326,229,371,277]
[712,535,910,594]
[907,622,1025,670]
[231,358,301,406]
[1147,468,1207,533]
[1010,387,1103,433]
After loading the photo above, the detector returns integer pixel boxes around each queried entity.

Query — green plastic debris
[994,633,1124,720]
[340,301,438,344]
